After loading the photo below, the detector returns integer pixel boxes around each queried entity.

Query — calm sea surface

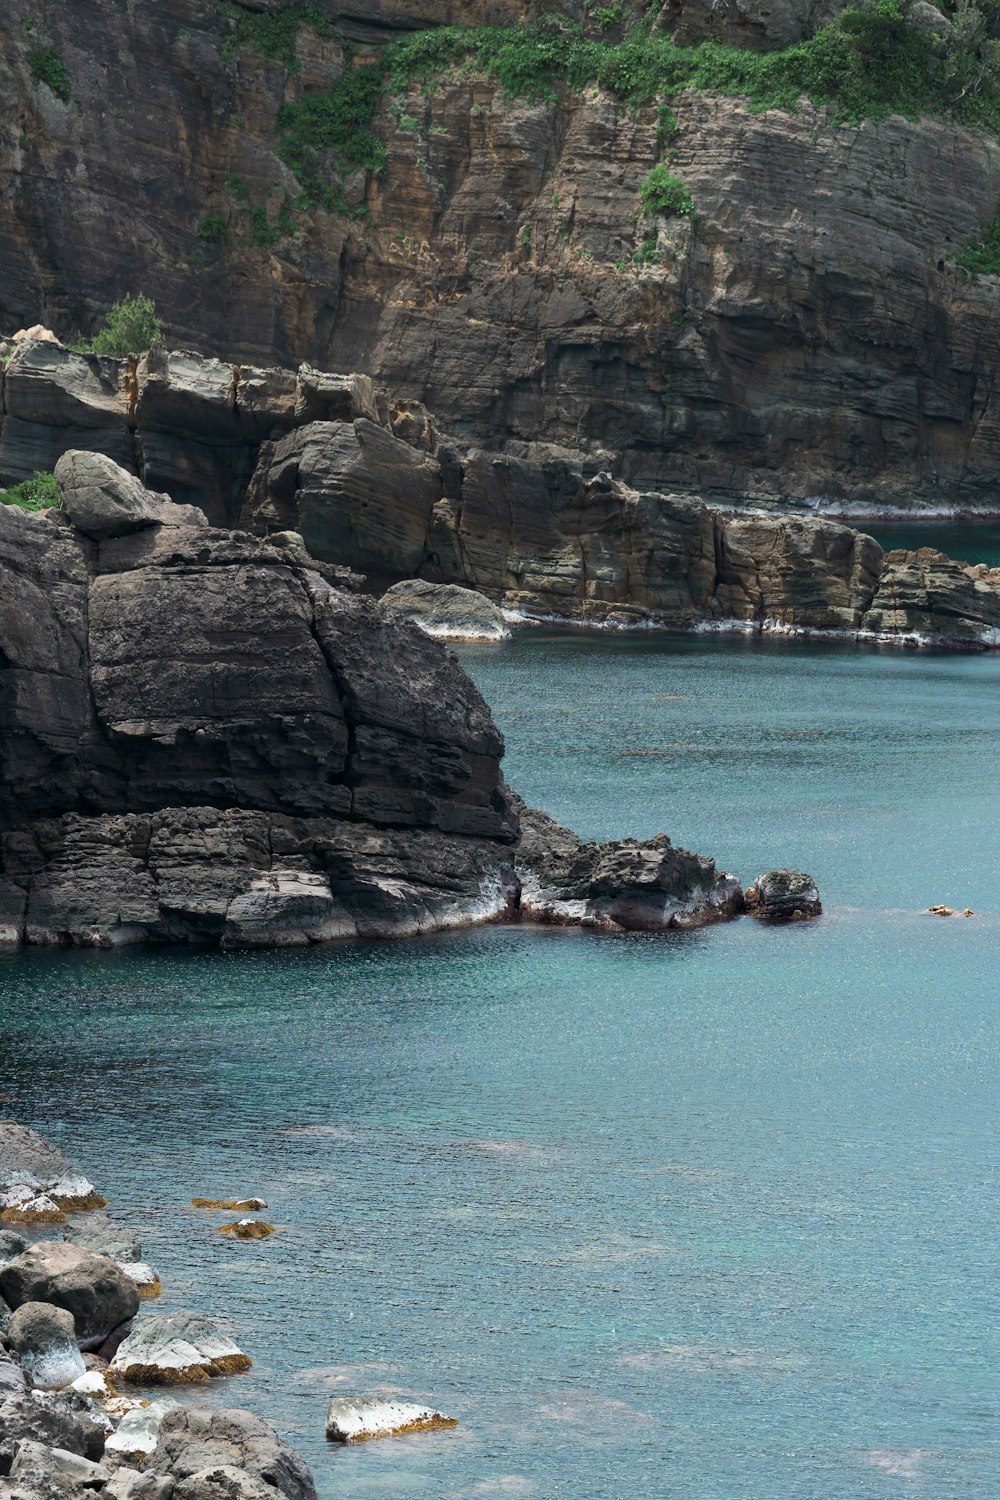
[866,520,1000,567]
[2,629,999,1499]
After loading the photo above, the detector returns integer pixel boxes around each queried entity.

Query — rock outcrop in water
[0,451,741,948]
[4,343,999,649]
[4,0,1000,506]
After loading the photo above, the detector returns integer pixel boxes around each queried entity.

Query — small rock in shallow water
[927,904,956,916]
[0,1185,66,1226]
[65,1213,141,1264]
[109,1311,251,1384]
[745,870,822,922]
[8,1301,86,1390]
[325,1395,458,1443]
[218,1221,275,1240]
[118,1261,163,1298]
[46,1175,107,1212]
[379,579,510,642]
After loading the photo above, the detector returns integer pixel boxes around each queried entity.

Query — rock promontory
[0,453,742,949]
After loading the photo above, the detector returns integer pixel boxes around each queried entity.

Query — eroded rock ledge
[0,454,743,950]
[3,341,1000,649]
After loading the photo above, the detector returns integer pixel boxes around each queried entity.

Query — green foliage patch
[640,164,693,218]
[79,295,163,357]
[27,45,70,102]
[0,471,60,512]
[958,207,1000,275]
[215,1,337,71]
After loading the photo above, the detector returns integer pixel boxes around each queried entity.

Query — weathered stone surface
[380,579,509,640]
[0,343,132,484]
[8,1439,110,1489]
[109,1313,251,1385]
[150,1406,316,1500]
[745,870,822,922]
[103,1471,176,1500]
[0,463,747,943]
[7,1303,86,1391]
[55,451,206,539]
[0,1242,140,1347]
[173,1467,274,1500]
[0,1388,106,1472]
[325,1395,457,1443]
[0,1349,25,1397]
[104,1400,181,1466]
[0,1127,72,1187]
[4,4,1000,507]
[64,1216,140,1266]
[513,804,743,931]
[0,1235,27,1270]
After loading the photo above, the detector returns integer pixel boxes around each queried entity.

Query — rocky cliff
[4,0,1000,506]
[0,448,743,949]
[5,341,1000,648]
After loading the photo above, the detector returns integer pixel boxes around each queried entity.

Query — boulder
[0,1388,106,1470]
[109,1313,251,1384]
[513,804,743,931]
[0,1235,27,1270]
[8,1439,110,1489]
[744,870,822,922]
[54,451,206,539]
[0,1189,64,1227]
[7,1303,86,1391]
[0,1348,26,1396]
[0,1242,140,1347]
[64,1215,141,1265]
[103,1472,176,1500]
[173,1467,275,1500]
[379,580,509,642]
[104,1399,181,1467]
[0,1126,72,1185]
[217,1222,274,1241]
[150,1406,316,1500]
[324,1395,458,1443]
[118,1263,163,1299]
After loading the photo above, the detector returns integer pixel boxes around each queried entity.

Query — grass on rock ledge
[0,472,60,512]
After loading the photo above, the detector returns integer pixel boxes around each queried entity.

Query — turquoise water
[2,631,999,1499]
[866,521,1000,568]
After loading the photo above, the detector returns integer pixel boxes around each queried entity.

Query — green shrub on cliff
[27,45,70,103]
[0,472,60,512]
[958,206,1000,275]
[640,166,693,218]
[84,295,163,357]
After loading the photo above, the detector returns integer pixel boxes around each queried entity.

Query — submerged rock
[149,1405,317,1499]
[0,1242,139,1348]
[379,579,509,641]
[64,1214,141,1265]
[7,1302,86,1391]
[191,1199,266,1212]
[325,1395,458,1443]
[109,1312,251,1384]
[745,871,822,922]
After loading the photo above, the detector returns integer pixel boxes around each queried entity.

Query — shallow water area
[2,631,999,1499]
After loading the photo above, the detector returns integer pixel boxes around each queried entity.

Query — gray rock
[0,1347,26,1396]
[64,1215,141,1265]
[54,451,206,540]
[7,1303,86,1391]
[0,343,133,487]
[0,1236,27,1271]
[173,1466,275,1500]
[151,1407,316,1500]
[103,1471,176,1500]
[379,580,509,641]
[0,1242,140,1347]
[109,1313,251,1384]
[104,1400,180,1467]
[745,870,822,922]
[0,1127,72,1187]
[513,803,743,932]
[8,1439,109,1488]
[0,1388,106,1471]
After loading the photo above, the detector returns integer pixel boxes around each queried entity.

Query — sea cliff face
[4,342,1000,649]
[3,0,1000,505]
[0,449,742,948]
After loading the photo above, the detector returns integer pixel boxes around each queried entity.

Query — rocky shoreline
[0,446,825,952]
[3,340,1000,652]
[0,1122,482,1497]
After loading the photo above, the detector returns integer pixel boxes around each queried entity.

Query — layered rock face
[5,343,1000,646]
[2,0,1000,505]
[0,452,740,948]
